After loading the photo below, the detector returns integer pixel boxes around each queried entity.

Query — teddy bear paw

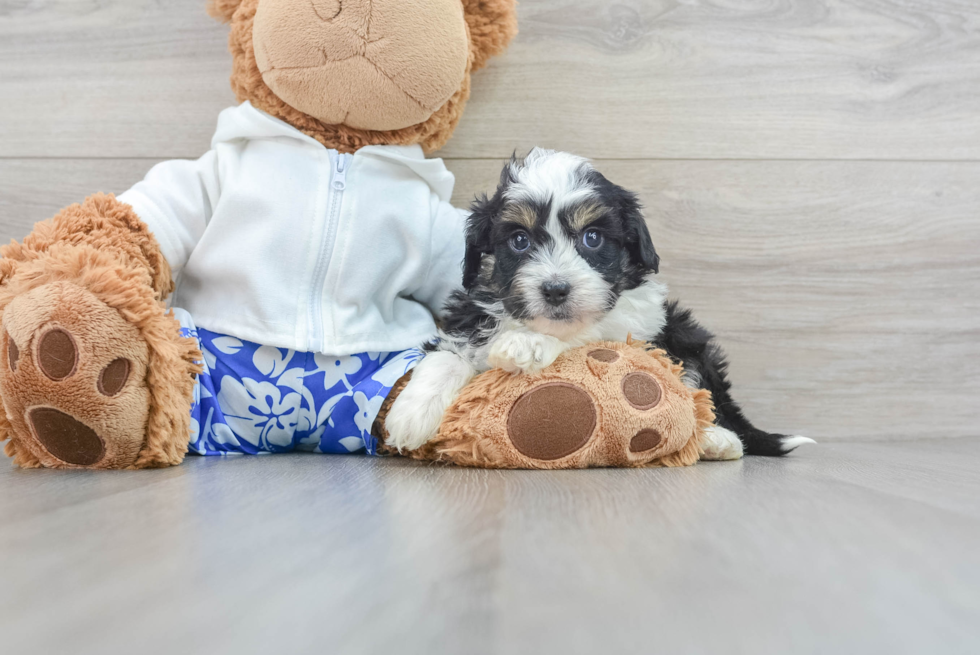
[0,282,152,468]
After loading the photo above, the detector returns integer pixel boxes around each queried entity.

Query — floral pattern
[175,309,423,456]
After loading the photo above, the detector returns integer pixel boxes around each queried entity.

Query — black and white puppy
[386,148,813,459]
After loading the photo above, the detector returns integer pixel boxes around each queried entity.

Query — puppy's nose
[542,281,571,306]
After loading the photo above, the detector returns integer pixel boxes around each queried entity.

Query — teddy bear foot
[0,282,154,468]
[377,342,717,469]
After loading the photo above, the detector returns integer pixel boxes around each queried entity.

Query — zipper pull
[332,154,349,191]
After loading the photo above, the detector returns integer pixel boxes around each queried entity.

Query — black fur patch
[462,153,659,318]
[652,301,795,456]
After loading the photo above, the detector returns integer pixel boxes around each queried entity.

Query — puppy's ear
[619,191,660,274]
[462,159,517,289]
[462,193,497,289]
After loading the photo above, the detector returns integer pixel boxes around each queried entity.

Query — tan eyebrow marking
[568,201,606,231]
[501,203,537,230]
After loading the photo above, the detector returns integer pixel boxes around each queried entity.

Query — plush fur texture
[461,0,520,71]
[207,0,246,23]
[0,193,174,300]
[219,0,517,153]
[0,195,201,469]
[376,342,712,469]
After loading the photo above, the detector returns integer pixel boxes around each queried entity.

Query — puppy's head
[464,148,659,335]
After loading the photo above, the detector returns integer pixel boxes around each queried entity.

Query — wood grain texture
[1,158,977,441]
[1,0,979,159]
[0,158,156,241]
[0,0,235,159]
[2,444,979,655]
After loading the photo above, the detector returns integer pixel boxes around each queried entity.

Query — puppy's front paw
[382,351,475,452]
[488,331,565,374]
[384,382,446,452]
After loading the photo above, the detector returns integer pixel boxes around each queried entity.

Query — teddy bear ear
[206,0,244,23]
[462,0,519,71]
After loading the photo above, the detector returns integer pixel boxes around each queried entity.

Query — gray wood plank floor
[2,440,979,655]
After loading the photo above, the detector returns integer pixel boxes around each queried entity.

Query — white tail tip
[781,435,817,453]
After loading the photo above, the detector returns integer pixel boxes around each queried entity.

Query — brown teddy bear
[0,0,709,470]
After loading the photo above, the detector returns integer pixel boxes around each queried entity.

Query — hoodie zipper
[308,152,351,353]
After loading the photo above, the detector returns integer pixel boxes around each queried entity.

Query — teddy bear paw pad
[36,328,79,380]
[28,407,105,466]
[97,359,131,396]
[630,428,663,453]
[587,348,620,363]
[621,371,662,410]
[506,382,597,460]
[0,282,152,468]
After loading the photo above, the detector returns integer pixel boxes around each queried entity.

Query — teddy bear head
[208,0,517,153]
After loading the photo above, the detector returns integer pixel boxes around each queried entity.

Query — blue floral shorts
[174,309,423,456]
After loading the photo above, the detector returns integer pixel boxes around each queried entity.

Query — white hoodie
[119,102,466,356]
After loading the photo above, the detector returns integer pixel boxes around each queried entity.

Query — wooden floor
[2,2,980,653]
[2,440,979,655]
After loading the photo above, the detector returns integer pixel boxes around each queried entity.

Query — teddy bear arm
[1,193,174,301]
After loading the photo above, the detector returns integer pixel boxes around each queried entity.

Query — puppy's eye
[582,230,603,249]
[509,231,531,253]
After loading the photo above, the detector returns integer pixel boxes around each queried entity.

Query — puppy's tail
[738,427,816,457]
[710,382,815,456]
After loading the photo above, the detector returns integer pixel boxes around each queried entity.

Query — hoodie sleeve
[117,150,220,277]
[413,197,467,319]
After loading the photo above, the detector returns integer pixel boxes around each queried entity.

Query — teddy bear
[0,0,712,471]
[0,0,519,469]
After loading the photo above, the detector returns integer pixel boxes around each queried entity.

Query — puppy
[385,149,813,459]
